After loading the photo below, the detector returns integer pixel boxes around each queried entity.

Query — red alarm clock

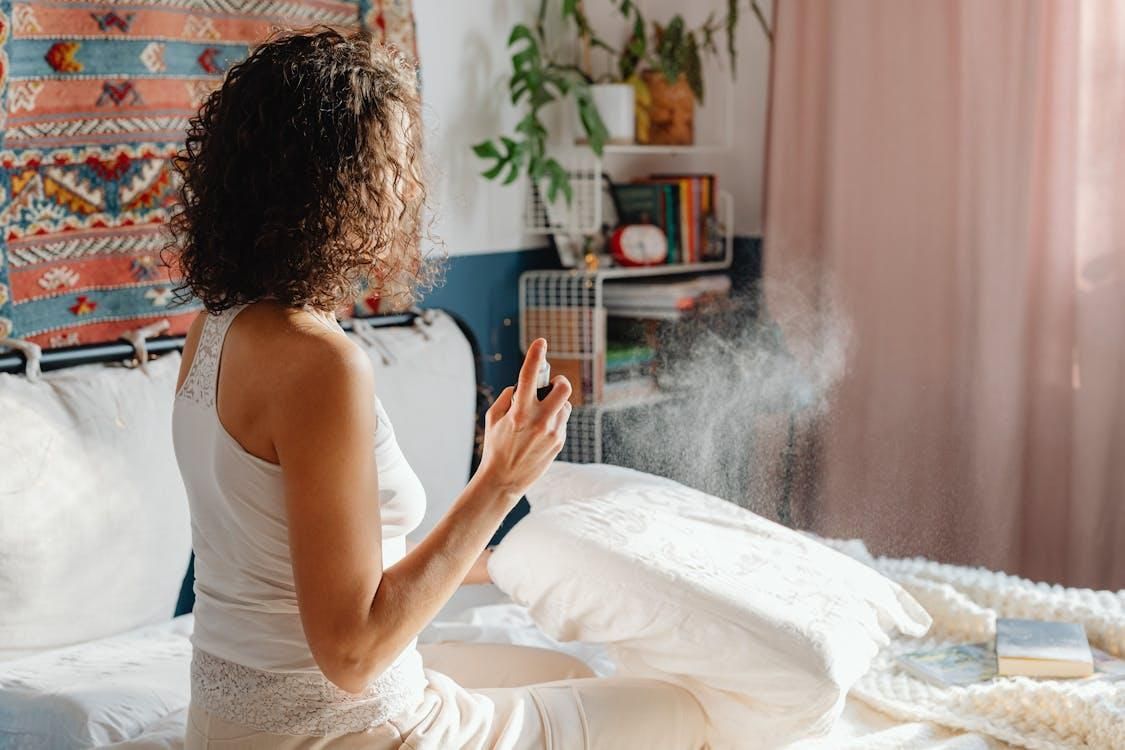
[609,224,668,267]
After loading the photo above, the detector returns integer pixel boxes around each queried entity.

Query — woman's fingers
[515,339,547,411]
[551,400,573,438]
[539,375,572,417]
[486,386,515,426]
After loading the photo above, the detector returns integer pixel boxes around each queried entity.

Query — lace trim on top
[191,648,426,736]
[176,307,240,408]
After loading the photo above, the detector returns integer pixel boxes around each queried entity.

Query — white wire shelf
[523,149,603,236]
[601,143,728,155]
[602,307,688,321]
[571,259,732,280]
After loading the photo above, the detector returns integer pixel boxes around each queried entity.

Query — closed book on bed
[995,618,1094,678]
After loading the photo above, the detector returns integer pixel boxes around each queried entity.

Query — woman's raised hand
[477,339,572,505]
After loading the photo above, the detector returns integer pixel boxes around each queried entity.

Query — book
[613,183,664,226]
[702,174,723,260]
[652,174,723,264]
[995,618,1094,678]
[679,179,692,262]
[662,183,679,263]
[692,177,702,259]
[602,275,731,312]
[896,643,997,686]
[1092,647,1125,681]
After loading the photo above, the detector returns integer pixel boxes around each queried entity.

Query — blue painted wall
[420,246,562,394]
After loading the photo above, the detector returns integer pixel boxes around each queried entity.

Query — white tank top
[172,305,428,734]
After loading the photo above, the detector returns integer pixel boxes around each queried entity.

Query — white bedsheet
[0,590,1019,750]
[423,593,1013,750]
[0,615,193,749]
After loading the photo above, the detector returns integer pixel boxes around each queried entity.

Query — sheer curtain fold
[765,0,1125,589]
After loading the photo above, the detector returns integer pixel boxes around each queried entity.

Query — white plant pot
[576,83,635,145]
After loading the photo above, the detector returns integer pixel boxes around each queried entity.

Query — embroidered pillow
[489,462,932,749]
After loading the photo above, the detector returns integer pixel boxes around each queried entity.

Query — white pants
[185,643,708,749]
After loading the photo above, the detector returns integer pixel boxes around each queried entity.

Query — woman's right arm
[275,337,569,693]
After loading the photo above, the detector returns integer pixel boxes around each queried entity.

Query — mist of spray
[603,279,850,520]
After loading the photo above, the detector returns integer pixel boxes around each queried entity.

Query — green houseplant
[470,1,613,205]
[474,1,770,201]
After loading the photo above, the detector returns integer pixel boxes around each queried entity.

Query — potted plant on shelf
[474,1,770,201]
[626,13,725,146]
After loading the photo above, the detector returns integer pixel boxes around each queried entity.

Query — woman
[171,28,707,749]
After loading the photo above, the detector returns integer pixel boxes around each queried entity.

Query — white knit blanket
[818,538,1125,750]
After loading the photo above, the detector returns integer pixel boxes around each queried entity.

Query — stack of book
[896,618,1125,687]
[613,174,722,264]
[601,274,731,319]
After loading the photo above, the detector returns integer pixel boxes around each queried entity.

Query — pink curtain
[764,0,1125,590]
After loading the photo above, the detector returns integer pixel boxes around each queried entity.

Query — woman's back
[173,303,428,732]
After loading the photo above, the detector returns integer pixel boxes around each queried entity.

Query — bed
[0,309,1120,749]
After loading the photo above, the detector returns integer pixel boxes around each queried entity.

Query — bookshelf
[519,260,733,464]
[518,43,738,464]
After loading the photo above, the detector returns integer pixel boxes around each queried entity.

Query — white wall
[413,0,772,255]
[413,0,540,255]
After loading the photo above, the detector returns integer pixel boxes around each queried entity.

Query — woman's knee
[537,678,708,750]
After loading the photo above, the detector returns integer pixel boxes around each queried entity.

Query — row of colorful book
[612,174,723,264]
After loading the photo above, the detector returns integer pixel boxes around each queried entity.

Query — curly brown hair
[167,27,435,313]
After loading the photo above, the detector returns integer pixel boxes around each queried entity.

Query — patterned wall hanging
[0,0,417,347]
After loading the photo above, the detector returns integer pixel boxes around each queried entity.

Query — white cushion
[0,615,192,748]
[488,463,932,749]
[0,355,191,661]
[349,311,476,540]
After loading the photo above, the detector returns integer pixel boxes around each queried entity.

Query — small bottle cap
[536,360,551,389]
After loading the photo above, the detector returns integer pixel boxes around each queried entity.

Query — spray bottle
[535,360,553,401]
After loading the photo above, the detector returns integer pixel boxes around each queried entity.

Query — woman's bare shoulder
[234,303,373,396]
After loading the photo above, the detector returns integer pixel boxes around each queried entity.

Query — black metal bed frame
[0,312,421,374]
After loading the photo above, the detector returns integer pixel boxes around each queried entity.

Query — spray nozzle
[536,360,553,401]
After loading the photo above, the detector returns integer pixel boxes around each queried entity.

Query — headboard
[0,308,487,641]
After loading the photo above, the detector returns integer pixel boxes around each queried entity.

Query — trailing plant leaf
[471,141,500,160]
[727,0,740,74]
[683,30,704,102]
[619,9,647,80]
[655,18,686,82]
[563,0,615,61]
[574,84,609,156]
[508,24,537,52]
[544,158,572,204]
[701,12,720,56]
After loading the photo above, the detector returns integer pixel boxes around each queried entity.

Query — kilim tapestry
[0,0,417,348]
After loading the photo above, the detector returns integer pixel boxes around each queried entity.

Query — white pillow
[0,354,192,661]
[0,615,193,747]
[488,463,931,749]
[350,311,477,540]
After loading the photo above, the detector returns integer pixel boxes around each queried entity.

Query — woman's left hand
[462,548,493,586]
